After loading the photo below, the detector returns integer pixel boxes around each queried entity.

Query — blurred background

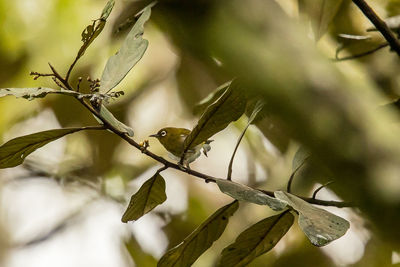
[1,0,400,266]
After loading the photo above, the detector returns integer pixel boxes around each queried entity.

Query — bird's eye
[160,130,167,137]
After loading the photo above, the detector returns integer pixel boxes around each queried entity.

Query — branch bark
[351,0,400,57]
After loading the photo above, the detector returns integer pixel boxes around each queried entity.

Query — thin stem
[227,123,250,181]
[259,189,353,208]
[48,63,73,90]
[76,98,353,208]
[351,0,400,56]
[312,181,334,199]
[65,56,79,83]
[334,43,389,61]
[287,156,309,193]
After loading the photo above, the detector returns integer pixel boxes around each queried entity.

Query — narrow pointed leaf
[0,127,104,168]
[0,87,79,100]
[97,104,134,136]
[100,0,115,20]
[158,201,239,267]
[121,173,166,222]
[218,211,294,267]
[216,179,286,211]
[274,191,350,246]
[99,5,151,93]
[184,80,246,151]
[299,0,344,40]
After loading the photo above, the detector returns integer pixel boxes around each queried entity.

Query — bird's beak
[149,133,159,138]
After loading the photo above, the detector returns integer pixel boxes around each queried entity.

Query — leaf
[216,179,287,211]
[0,127,103,169]
[121,173,166,222]
[299,0,344,40]
[193,81,232,115]
[99,5,151,93]
[77,0,115,60]
[158,201,239,267]
[100,0,115,20]
[218,211,294,267]
[183,80,246,151]
[274,191,350,246]
[97,104,134,136]
[0,87,74,100]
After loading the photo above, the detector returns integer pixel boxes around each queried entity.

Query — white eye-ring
[160,130,167,137]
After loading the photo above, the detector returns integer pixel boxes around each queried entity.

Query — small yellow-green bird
[150,127,212,168]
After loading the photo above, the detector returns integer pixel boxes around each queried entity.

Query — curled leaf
[216,179,287,211]
[274,191,350,246]
[96,105,134,136]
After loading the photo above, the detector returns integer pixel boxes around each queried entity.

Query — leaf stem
[227,123,250,181]
[333,43,389,61]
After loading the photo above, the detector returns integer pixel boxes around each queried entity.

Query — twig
[287,156,309,193]
[227,124,250,181]
[48,63,72,90]
[333,43,389,61]
[259,189,353,208]
[312,181,334,199]
[351,0,400,57]
[74,98,354,208]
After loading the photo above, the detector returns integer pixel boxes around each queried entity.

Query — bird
[149,127,212,168]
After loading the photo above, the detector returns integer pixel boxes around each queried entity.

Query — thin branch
[75,98,353,208]
[333,43,389,61]
[351,0,400,56]
[48,63,72,90]
[227,123,250,181]
[259,189,353,208]
[287,156,309,193]
[312,181,334,199]
[65,56,80,83]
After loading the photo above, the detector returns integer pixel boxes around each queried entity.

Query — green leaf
[121,173,167,222]
[0,127,104,169]
[99,5,151,93]
[100,0,115,20]
[0,87,103,101]
[0,87,75,100]
[274,191,350,246]
[184,80,246,151]
[299,0,344,40]
[158,201,239,267]
[216,179,287,211]
[97,104,134,136]
[193,81,232,115]
[218,211,294,267]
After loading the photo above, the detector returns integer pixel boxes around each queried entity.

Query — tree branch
[351,0,400,57]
